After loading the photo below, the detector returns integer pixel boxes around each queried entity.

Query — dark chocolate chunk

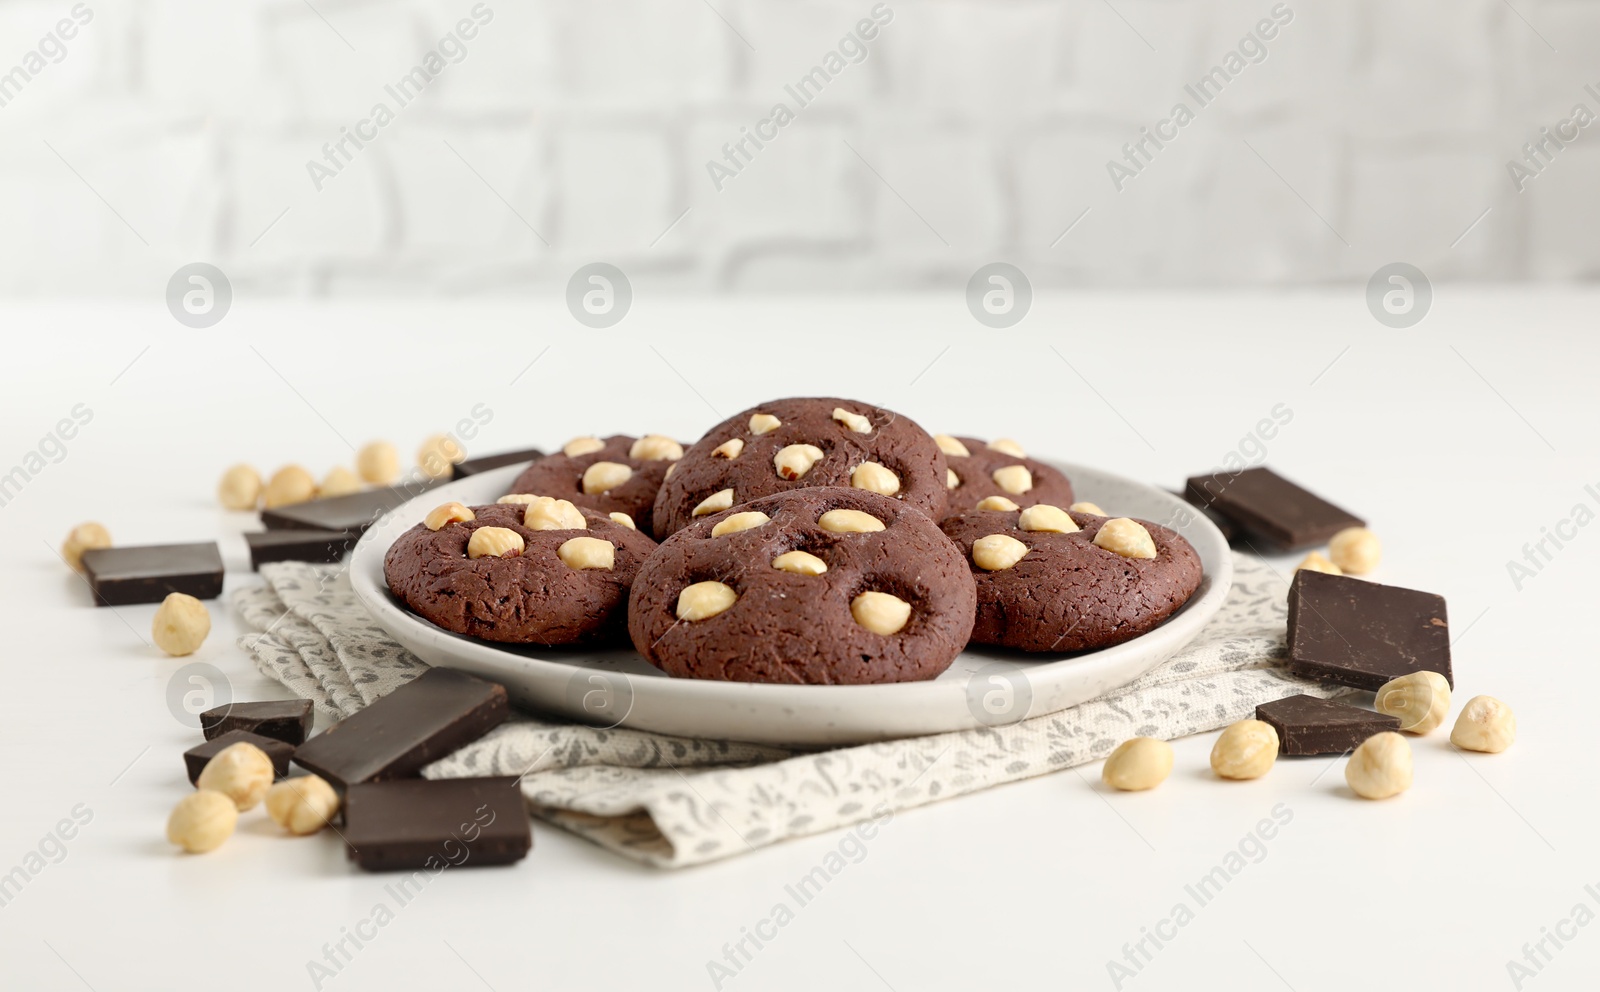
[1184,466,1362,551]
[260,483,438,538]
[1256,694,1401,756]
[79,542,224,606]
[451,448,545,479]
[245,529,353,569]
[184,730,295,784]
[1287,570,1452,690]
[293,668,508,790]
[342,776,531,872]
[201,699,315,745]
[1169,488,1239,543]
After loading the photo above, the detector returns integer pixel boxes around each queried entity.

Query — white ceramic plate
[350,462,1232,747]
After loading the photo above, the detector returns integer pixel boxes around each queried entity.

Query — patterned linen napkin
[232,552,1343,869]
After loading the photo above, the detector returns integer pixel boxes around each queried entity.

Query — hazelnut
[934,434,970,458]
[497,493,538,505]
[424,501,475,531]
[851,591,911,635]
[1296,552,1342,575]
[467,526,526,560]
[564,436,606,457]
[629,435,683,461]
[166,790,237,854]
[992,465,1033,496]
[356,441,400,485]
[263,465,317,508]
[1375,671,1451,734]
[711,511,770,537]
[1210,719,1279,780]
[1070,502,1106,516]
[851,462,900,496]
[693,489,735,517]
[524,497,586,531]
[1451,695,1516,753]
[61,522,111,572]
[1329,527,1381,575]
[713,439,745,459]
[946,469,960,490]
[1102,737,1174,792]
[773,550,828,576]
[152,593,210,657]
[196,741,275,811]
[417,433,466,479]
[664,463,677,479]
[608,512,637,530]
[1018,504,1078,534]
[217,464,262,510]
[975,496,1019,512]
[818,509,885,534]
[832,407,872,434]
[677,581,737,621]
[774,444,825,481]
[1345,732,1413,800]
[972,534,1029,571]
[1093,518,1157,559]
[748,414,781,435]
[265,775,341,836]
[319,466,362,498]
[582,461,633,495]
[558,536,615,570]
[988,438,1026,457]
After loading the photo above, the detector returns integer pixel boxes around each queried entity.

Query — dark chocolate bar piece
[201,699,315,745]
[1255,694,1400,756]
[79,542,224,607]
[244,529,353,569]
[260,483,437,538]
[184,730,295,784]
[1184,466,1362,551]
[343,776,531,872]
[1287,570,1451,690]
[1169,488,1239,543]
[451,448,545,479]
[293,669,508,790]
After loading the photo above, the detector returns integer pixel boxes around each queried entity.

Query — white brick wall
[0,0,1592,295]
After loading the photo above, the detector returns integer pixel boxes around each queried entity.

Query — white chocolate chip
[818,509,885,533]
[629,434,684,461]
[851,462,900,496]
[975,496,1019,512]
[166,791,237,854]
[563,436,606,457]
[558,536,616,570]
[1102,738,1174,792]
[1093,518,1157,559]
[1329,527,1382,575]
[524,497,587,531]
[1451,695,1516,753]
[265,776,340,836]
[1018,504,1078,533]
[946,469,959,490]
[467,526,526,559]
[608,512,636,530]
[416,433,466,479]
[676,581,737,621]
[832,407,872,433]
[197,742,275,811]
[772,550,828,575]
[1375,671,1452,734]
[1295,551,1342,575]
[988,438,1026,457]
[748,414,781,435]
[1070,501,1106,516]
[61,522,111,572]
[497,493,539,505]
[713,438,744,459]
[972,534,1029,571]
[425,501,475,530]
[320,466,362,498]
[152,593,210,657]
[774,444,825,480]
[1210,719,1279,780]
[582,461,634,495]
[356,441,401,485]
[693,489,735,517]
[217,464,262,510]
[992,465,1033,495]
[263,465,317,509]
[851,591,911,635]
[1345,732,1413,799]
[711,511,771,537]
[934,434,970,458]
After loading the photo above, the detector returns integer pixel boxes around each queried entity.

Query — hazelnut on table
[61,522,111,572]
[152,593,210,656]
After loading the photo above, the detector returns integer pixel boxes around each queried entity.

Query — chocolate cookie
[935,435,1075,516]
[629,488,976,684]
[509,434,681,537]
[651,398,948,538]
[385,498,656,645]
[941,504,1202,653]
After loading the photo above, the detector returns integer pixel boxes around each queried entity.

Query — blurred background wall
[0,0,1594,297]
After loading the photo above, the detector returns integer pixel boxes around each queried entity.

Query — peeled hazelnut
[832,407,872,433]
[713,439,744,459]
[818,509,885,534]
[1093,518,1157,559]
[748,414,781,435]
[1102,737,1174,792]
[425,501,475,530]
[320,466,362,498]
[851,462,900,496]
[934,435,970,458]
[417,433,466,479]
[773,550,828,575]
[1451,695,1516,753]
[196,742,275,811]
[1329,527,1381,575]
[630,435,683,461]
[497,493,538,505]
[677,581,737,621]
[851,591,911,635]
[217,464,262,510]
[152,593,210,657]
[166,790,237,854]
[263,465,317,508]
[558,536,615,570]
[973,534,1029,571]
[467,526,526,560]
[564,436,606,457]
[693,489,735,517]
[1210,719,1279,780]
[988,438,1026,457]
[1296,551,1342,575]
[975,496,1019,512]
[711,511,770,537]
[356,441,400,485]
[946,469,960,489]
[61,522,111,572]
[1019,504,1078,533]
[1375,671,1451,734]
[992,465,1033,496]
[1070,502,1106,516]
[582,461,633,495]
[266,775,340,836]
[774,444,825,481]
[524,497,586,531]
[608,512,636,530]
[1345,732,1413,800]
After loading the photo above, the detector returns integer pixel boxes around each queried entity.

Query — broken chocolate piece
[184,730,295,784]
[451,448,545,479]
[1169,488,1239,543]
[1287,570,1452,691]
[260,483,437,538]
[79,542,224,606]
[293,668,508,790]
[1184,466,1363,551]
[201,699,314,744]
[245,529,353,568]
[342,776,531,872]
[1256,694,1400,756]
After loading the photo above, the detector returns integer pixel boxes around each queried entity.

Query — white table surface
[1,291,1592,991]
